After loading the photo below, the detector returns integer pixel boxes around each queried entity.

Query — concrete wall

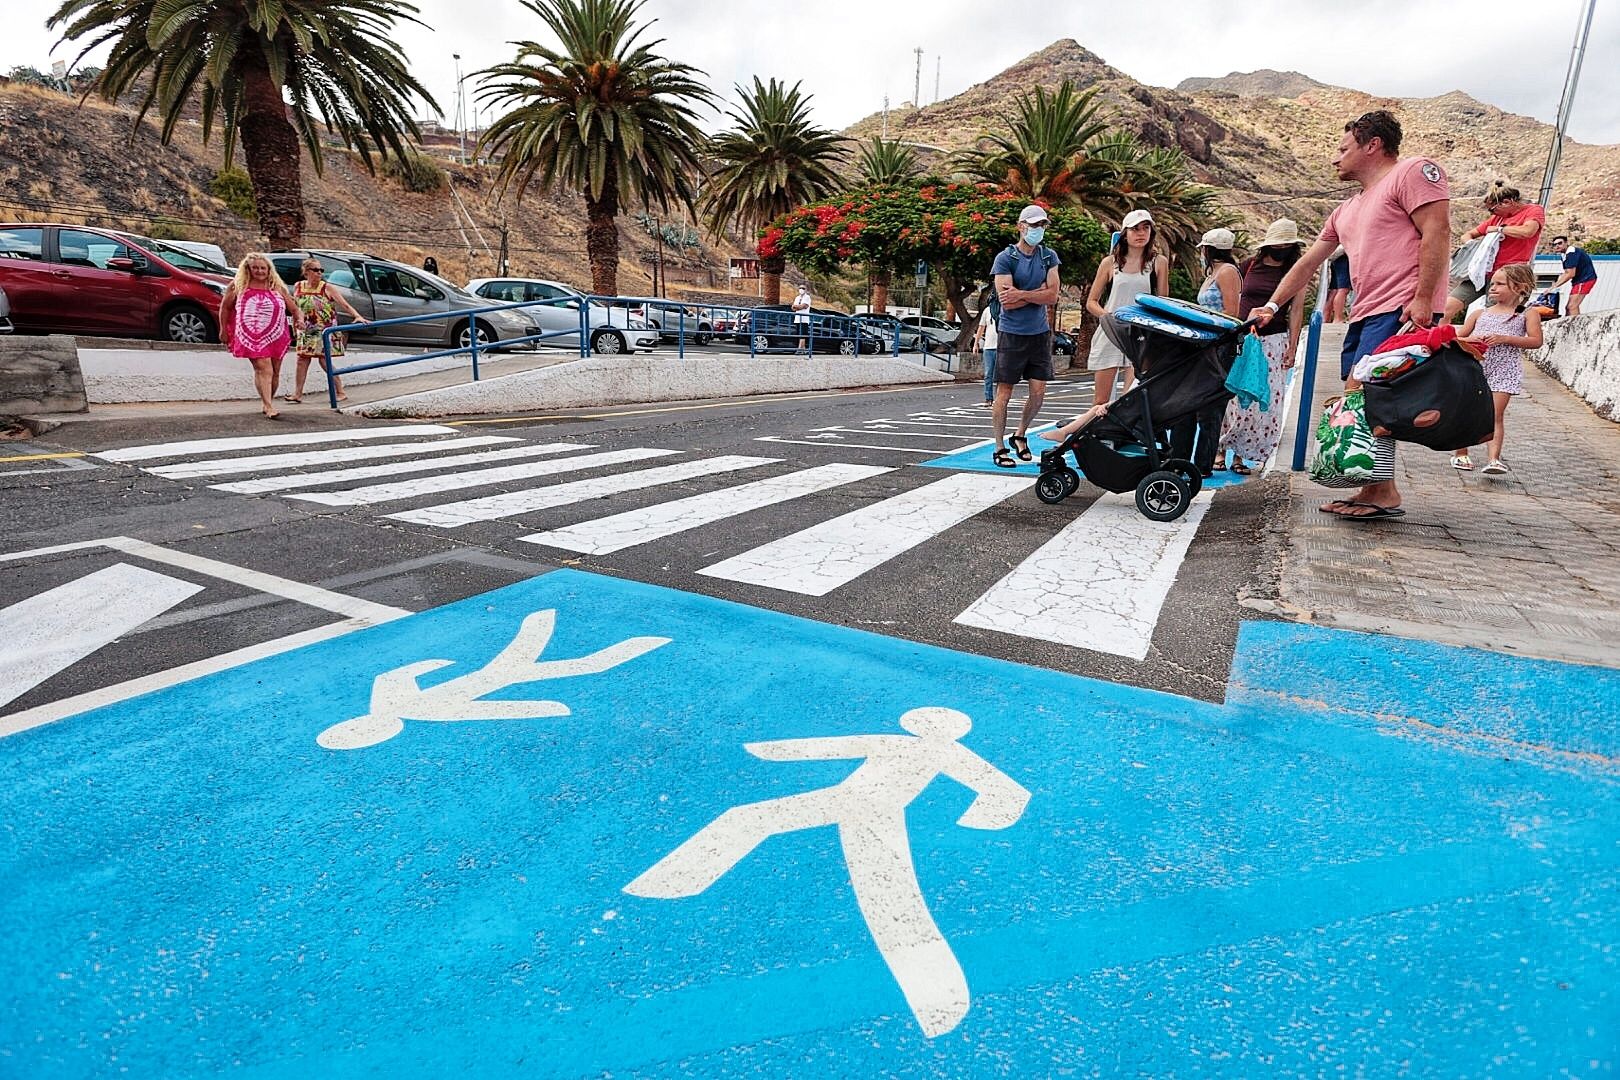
[1531,309,1620,422]
[77,347,485,403]
[0,335,86,414]
[348,354,953,418]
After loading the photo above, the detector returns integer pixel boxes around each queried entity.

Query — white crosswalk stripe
[287,447,676,507]
[389,455,780,528]
[97,424,1217,662]
[94,425,459,462]
[211,442,597,495]
[148,436,521,479]
[954,491,1212,660]
[522,463,893,555]
[697,472,1028,596]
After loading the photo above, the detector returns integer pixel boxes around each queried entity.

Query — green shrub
[145,222,191,241]
[210,169,257,220]
[382,149,447,194]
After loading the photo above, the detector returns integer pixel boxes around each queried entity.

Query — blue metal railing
[1289,269,1335,471]
[320,295,589,409]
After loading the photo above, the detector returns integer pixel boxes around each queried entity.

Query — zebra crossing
[94,422,1214,661]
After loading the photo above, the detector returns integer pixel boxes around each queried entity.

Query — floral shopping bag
[1309,390,1380,488]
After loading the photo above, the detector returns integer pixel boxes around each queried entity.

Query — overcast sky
[9,0,1617,146]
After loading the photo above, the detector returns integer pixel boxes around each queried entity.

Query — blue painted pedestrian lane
[2,570,1616,1076]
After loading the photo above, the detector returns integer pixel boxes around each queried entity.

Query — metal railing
[1289,268,1335,471]
[320,295,590,409]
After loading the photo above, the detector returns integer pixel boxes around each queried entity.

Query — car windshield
[417,267,473,298]
[130,236,229,274]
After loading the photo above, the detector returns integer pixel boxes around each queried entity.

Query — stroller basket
[1035,306,1256,521]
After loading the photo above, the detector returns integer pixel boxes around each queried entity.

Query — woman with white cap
[1084,209,1169,407]
[1218,219,1305,474]
[1169,228,1242,476]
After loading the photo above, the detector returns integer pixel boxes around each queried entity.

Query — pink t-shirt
[1475,203,1545,269]
[1320,157,1450,321]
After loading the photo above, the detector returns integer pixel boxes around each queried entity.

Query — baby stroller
[1036,301,1258,522]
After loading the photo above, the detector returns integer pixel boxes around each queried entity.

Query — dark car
[1052,329,1077,356]
[737,304,884,354]
[0,223,232,342]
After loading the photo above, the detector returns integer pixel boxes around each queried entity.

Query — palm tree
[50,0,437,249]
[856,138,921,185]
[701,78,848,304]
[953,82,1112,206]
[477,0,713,296]
[854,138,920,312]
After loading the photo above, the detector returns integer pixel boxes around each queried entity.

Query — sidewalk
[1269,323,1620,667]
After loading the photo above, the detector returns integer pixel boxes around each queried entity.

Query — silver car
[269,251,538,350]
[467,277,659,353]
[0,284,11,333]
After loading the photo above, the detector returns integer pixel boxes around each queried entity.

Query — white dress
[1088,263,1153,370]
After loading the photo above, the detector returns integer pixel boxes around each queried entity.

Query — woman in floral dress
[1219,219,1305,474]
[286,257,367,403]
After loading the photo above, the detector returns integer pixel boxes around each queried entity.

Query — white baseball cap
[1121,209,1154,229]
[1199,228,1236,251]
[1018,204,1050,225]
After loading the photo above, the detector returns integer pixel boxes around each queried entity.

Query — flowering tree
[763,180,1109,346]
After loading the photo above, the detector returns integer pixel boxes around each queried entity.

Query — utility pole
[497,219,509,277]
[934,57,940,105]
[1539,0,1596,210]
[913,48,923,109]
[882,94,889,138]
[653,216,665,298]
[452,53,466,165]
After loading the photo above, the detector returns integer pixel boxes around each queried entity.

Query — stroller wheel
[1058,467,1081,497]
[1035,470,1071,505]
[1164,457,1203,498]
[1135,470,1192,522]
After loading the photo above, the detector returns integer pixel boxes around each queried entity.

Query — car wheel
[838,339,858,356]
[455,320,496,349]
[752,333,772,352]
[695,329,712,346]
[591,328,627,354]
[162,304,214,344]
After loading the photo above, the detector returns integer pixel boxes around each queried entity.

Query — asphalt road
[3,372,1282,717]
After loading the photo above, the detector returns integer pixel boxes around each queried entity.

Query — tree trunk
[1075,307,1100,368]
[871,267,891,314]
[943,274,978,353]
[238,45,306,250]
[759,254,786,305]
[584,182,621,296]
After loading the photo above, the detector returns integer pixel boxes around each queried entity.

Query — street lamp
[453,53,466,165]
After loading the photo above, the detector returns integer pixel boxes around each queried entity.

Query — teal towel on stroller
[1225,333,1270,411]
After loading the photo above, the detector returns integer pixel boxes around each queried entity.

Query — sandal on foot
[1009,435,1032,461]
[1231,462,1252,475]
[262,410,281,420]
[992,447,1017,468]
[1450,455,1473,471]
[1480,459,1509,475]
[281,395,303,404]
[1336,500,1404,521]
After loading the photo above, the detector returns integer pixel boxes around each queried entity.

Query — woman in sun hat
[1217,218,1306,474]
[1084,208,1169,407]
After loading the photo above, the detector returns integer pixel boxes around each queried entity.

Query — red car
[0,223,233,342]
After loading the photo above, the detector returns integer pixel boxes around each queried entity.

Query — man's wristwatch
[1259,301,1279,314]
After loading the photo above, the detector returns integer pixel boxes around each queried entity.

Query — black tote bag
[1363,344,1495,451]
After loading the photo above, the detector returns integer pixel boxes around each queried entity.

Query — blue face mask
[1023,226,1045,246]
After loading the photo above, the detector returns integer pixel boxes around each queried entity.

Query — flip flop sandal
[1009,435,1032,461]
[1318,499,1355,513]
[992,447,1017,468]
[1337,501,1405,521]
[1231,463,1252,475]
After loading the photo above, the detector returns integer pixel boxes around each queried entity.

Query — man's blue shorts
[1329,254,1352,291]
[1340,309,1405,379]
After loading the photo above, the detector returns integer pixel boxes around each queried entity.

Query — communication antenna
[935,57,941,104]
[882,94,889,138]
[913,47,923,109]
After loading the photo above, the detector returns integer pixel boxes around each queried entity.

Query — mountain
[843,40,1620,240]
[0,82,745,296]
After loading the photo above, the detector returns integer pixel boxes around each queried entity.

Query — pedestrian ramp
[94,426,1221,662]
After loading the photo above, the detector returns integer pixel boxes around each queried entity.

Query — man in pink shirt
[1443,182,1545,321]
[1256,110,1452,520]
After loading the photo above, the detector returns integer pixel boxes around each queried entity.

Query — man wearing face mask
[987,205,1062,468]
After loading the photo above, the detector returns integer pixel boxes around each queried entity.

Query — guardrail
[320,295,588,409]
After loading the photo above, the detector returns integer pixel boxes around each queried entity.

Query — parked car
[0,284,12,334]
[165,240,231,269]
[1052,329,1077,356]
[709,308,743,335]
[899,314,960,351]
[736,304,885,354]
[268,252,538,351]
[617,300,715,345]
[466,277,658,354]
[0,223,233,342]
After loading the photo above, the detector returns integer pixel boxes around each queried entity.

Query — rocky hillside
[845,40,1620,241]
[0,83,746,296]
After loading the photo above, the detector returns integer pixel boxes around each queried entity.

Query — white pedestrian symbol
[318,609,669,750]
[624,706,1030,1037]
